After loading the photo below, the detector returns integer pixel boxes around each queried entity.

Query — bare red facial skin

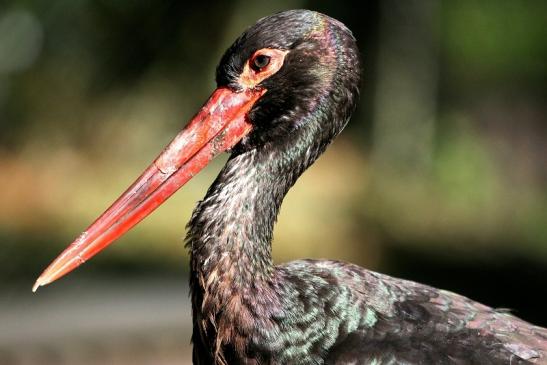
[238,48,289,89]
[33,87,266,291]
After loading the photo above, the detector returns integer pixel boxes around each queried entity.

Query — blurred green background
[1,1,546,364]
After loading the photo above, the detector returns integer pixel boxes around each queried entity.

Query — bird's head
[33,10,361,291]
[217,9,361,150]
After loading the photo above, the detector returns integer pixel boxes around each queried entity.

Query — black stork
[34,10,546,365]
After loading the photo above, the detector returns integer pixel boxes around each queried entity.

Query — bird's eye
[251,54,271,71]
[238,48,288,88]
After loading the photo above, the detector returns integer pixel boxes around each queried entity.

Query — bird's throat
[187,150,278,288]
[187,98,345,306]
[187,123,322,291]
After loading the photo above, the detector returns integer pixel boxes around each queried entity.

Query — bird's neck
[188,144,296,284]
[186,122,329,360]
[187,117,330,288]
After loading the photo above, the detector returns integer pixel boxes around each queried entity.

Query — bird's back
[267,260,547,365]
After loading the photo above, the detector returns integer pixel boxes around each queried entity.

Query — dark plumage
[185,9,546,365]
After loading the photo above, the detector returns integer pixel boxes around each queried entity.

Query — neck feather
[187,126,314,284]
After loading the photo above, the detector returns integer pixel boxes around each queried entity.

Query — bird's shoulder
[273,259,547,364]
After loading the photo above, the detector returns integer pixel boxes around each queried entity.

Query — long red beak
[33,87,265,292]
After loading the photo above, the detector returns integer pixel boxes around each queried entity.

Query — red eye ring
[238,49,288,89]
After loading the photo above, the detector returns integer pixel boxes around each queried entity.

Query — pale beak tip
[32,277,46,293]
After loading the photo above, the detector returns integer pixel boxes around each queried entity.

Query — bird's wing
[280,260,547,365]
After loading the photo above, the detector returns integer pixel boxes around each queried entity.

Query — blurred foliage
[444,1,547,86]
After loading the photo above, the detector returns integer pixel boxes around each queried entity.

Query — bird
[33,9,546,365]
